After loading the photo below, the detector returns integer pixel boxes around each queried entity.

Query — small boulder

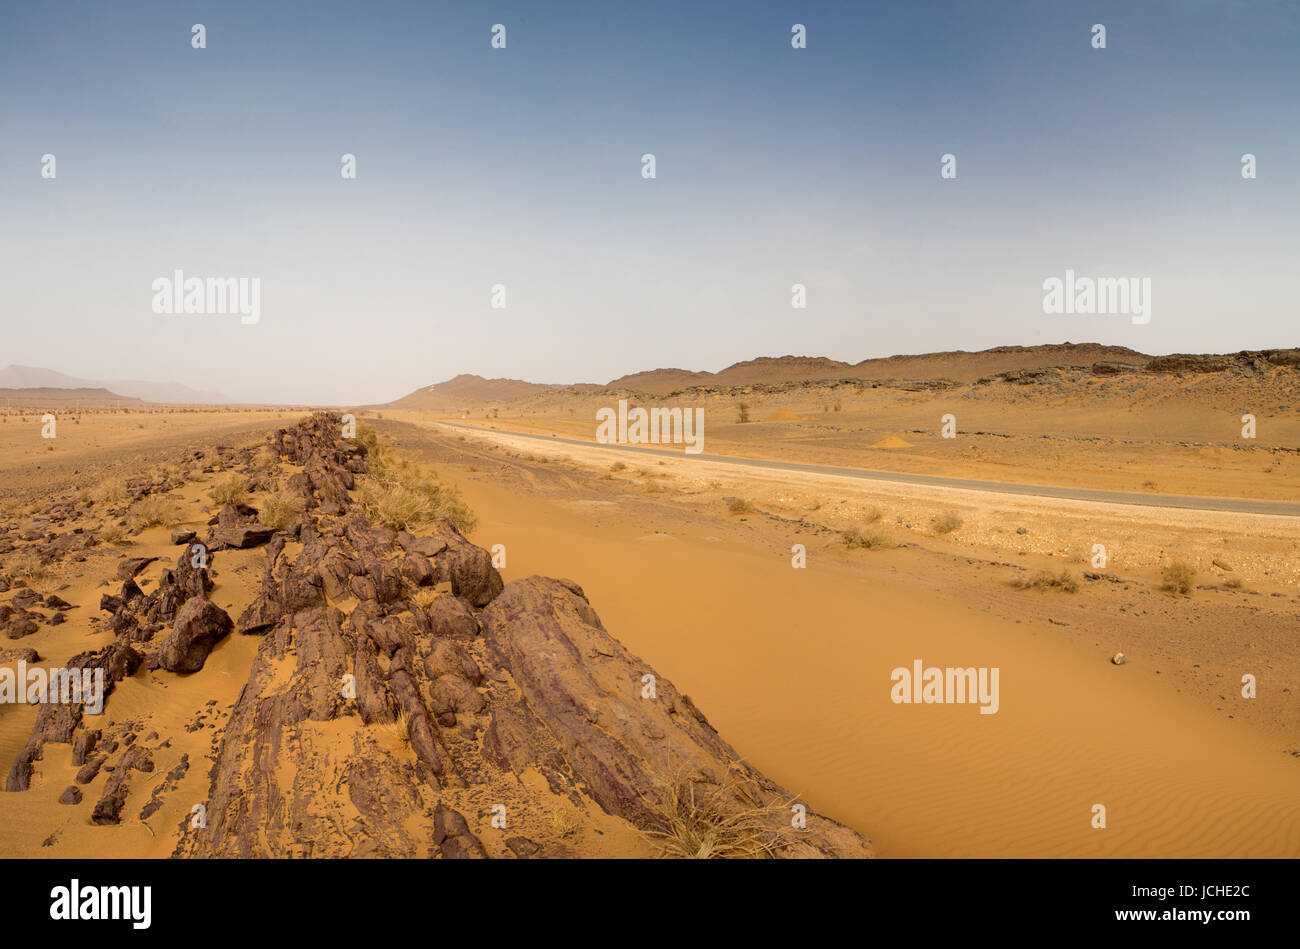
[160,597,233,673]
[213,525,274,549]
[116,556,158,580]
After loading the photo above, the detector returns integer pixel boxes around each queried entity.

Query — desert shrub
[258,492,303,530]
[1,550,46,584]
[609,461,626,472]
[932,511,963,534]
[549,809,582,840]
[358,445,477,534]
[842,526,895,550]
[1161,562,1196,595]
[97,481,127,504]
[380,708,411,744]
[208,474,250,507]
[131,497,182,530]
[409,585,441,611]
[1011,570,1079,593]
[99,522,128,546]
[645,775,783,859]
[726,498,753,514]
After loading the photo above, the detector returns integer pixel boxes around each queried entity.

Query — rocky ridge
[5,412,872,858]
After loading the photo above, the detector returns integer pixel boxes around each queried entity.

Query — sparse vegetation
[131,497,182,531]
[99,522,128,546]
[356,425,477,533]
[645,774,784,859]
[208,474,250,507]
[409,585,441,611]
[737,402,750,424]
[549,809,582,840]
[1011,570,1079,593]
[726,498,753,514]
[932,511,963,535]
[96,481,127,505]
[1,550,47,584]
[609,461,626,472]
[381,708,411,744]
[1161,562,1197,595]
[842,526,895,550]
[258,492,303,530]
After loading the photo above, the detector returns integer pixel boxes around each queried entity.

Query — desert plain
[1,344,1297,857]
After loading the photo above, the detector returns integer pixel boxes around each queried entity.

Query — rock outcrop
[7,412,873,858]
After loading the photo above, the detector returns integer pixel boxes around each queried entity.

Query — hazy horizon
[3,0,1296,403]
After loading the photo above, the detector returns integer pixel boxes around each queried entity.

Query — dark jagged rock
[91,746,153,825]
[116,556,158,580]
[159,597,233,673]
[213,525,275,549]
[434,804,487,859]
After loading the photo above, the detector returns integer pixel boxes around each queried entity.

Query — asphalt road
[436,421,1300,518]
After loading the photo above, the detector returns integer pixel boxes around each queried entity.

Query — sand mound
[765,408,800,422]
[871,435,913,448]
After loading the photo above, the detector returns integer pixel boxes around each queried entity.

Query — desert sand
[373,416,1300,857]
[2,345,1296,858]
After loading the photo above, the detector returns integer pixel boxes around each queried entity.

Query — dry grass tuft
[1011,569,1079,593]
[1,550,47,584]
[726,498,753,515]
[842,526,895,550]
[208,474,250,507]
[932,511,963,534]
[1161,562,1197,595]
[258,492,303,530]
[645,774,785,859]
[380,708,412,744]
[96,481,127,505]
[131,497,182,531]
[98,522,129,546]
[356,425,477,533]
[548,809,583,840]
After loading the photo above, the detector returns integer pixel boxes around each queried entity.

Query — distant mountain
[386,374,563,410]
[384,344,1156,406]
[381,343,1300,408]
[0,386,142,408]
[602,344,1151,395]
[0,365,229,404]
[606,368,714,392]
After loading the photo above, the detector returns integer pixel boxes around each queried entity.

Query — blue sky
[1,1,1296,403]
